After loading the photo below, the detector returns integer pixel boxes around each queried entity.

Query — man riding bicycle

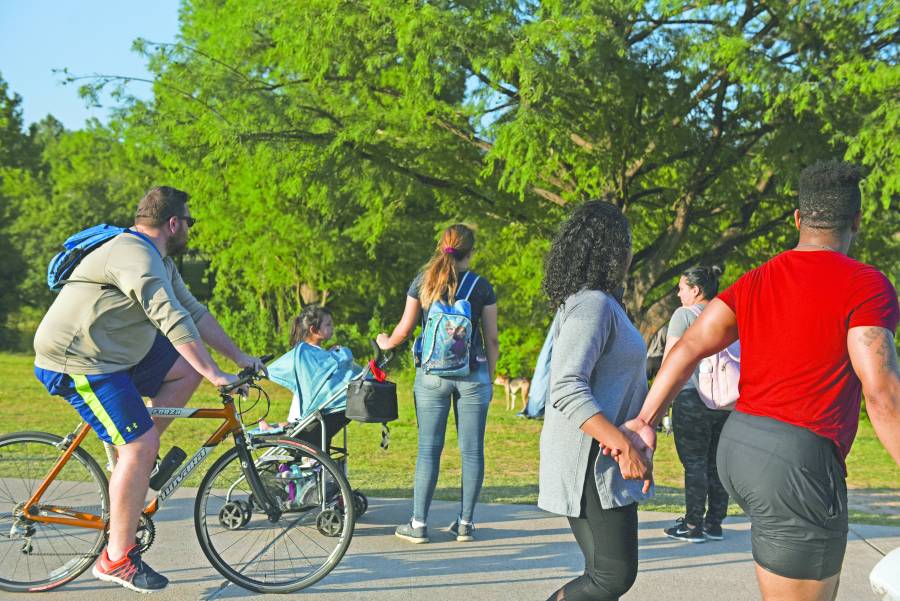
[33,186,265,593]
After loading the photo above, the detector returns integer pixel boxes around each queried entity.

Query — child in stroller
[257,305,369,519]
[259,305,356,450]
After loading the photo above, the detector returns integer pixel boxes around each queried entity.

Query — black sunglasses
[177,215,196,228]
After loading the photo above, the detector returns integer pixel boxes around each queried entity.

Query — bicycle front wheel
[194,436,355,594]
[0,431,109,592]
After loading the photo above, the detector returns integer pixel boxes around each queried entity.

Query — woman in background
[661,266,730,543]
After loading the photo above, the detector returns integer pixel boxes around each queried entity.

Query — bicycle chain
[16,503,107,518]
[12,505,154,554]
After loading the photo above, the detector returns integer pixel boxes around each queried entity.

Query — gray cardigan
[538,290,654,517]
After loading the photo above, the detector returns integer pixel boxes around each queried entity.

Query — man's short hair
[135,186,189,227]
[798,161,862,230]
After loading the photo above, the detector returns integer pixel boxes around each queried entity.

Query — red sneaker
[92,545,169,593]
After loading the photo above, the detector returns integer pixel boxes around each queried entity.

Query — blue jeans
[412,364,492,523]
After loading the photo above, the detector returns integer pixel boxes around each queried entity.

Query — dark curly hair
[683,265,723,299]
[543,200,632,309]
[798,160,862,230]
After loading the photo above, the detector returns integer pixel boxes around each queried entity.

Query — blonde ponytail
[419,224,475,308]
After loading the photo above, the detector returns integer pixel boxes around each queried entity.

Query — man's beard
[166,232,188,256]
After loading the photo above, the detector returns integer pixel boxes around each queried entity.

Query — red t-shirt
[718,250,899,462]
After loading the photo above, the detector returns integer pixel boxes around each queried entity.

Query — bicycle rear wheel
[194,436,355,594]
[0,431,109,592]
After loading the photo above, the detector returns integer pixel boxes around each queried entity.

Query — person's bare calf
[106,428,159,560]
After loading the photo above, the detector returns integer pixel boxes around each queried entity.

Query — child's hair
[419,224,476,308]
[289,304,333,347]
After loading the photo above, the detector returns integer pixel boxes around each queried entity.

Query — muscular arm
[848,326,900,467]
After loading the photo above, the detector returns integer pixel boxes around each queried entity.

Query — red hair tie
[443,246,456,255]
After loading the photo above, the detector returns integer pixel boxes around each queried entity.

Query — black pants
[547,442,638,601]
[672,388,730,527]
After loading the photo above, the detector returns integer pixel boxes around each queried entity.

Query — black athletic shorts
[717,411,848,580]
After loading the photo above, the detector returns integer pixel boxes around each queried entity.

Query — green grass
[1,352,897,525]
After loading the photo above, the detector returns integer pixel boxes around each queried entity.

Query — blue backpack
[416,271,481,377]
[47,224,156,292]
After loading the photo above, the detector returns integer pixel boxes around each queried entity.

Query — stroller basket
[345,341,398,423]
[345,379,398,423]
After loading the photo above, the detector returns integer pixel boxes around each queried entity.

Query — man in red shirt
[623,161,900,601]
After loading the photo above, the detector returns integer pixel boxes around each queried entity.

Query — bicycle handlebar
[218,354,275,395]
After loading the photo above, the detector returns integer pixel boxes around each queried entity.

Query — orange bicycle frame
[22,397,245,530]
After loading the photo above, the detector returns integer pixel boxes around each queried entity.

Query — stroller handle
[369,339,394,370]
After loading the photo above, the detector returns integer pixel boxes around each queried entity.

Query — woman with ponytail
[377,224,499,544]
[660,265,730,544]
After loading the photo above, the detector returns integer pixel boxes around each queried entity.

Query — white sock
[411,518,426,529]
[459,518,472,526]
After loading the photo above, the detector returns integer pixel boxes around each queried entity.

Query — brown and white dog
[494,374,531,412]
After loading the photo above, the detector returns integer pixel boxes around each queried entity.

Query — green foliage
[0,74,41,346]
[5,121,160,308]
[1,2,898,370]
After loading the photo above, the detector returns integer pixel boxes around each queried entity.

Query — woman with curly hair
[538,200,653,601]
[377,224,499,544]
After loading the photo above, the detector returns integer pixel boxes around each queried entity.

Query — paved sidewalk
[10,489,898,600]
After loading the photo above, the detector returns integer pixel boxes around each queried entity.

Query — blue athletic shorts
[35,333,181,445]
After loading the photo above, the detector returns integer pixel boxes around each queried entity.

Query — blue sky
[0,0,181,130]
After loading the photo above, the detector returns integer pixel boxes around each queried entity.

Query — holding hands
[604,417,656,494]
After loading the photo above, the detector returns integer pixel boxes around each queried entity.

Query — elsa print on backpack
[419,271,481,377]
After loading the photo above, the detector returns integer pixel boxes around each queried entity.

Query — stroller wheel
[218,500,251,530]
[316,509,344,537]
[353,491,368,517]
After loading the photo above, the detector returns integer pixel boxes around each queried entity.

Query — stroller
[218,341,396,537]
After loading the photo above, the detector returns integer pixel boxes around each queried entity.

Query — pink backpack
[686,305,741,410]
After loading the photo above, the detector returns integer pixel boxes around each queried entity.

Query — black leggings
[547,442,639,601]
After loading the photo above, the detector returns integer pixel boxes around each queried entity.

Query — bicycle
[0,358,357,594]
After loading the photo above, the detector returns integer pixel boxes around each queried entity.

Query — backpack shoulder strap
[458,271,481,302]
[124,229,163,259]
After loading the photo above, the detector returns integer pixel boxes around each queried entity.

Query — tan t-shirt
[34,232,208,374]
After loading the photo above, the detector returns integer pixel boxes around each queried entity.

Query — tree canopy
[2,1,898,374]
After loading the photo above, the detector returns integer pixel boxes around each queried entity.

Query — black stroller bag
[345,379,398,423]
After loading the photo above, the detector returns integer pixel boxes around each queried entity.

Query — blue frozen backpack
[417,271,481,377]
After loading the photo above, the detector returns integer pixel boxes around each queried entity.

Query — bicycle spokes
[0,433,109,592]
